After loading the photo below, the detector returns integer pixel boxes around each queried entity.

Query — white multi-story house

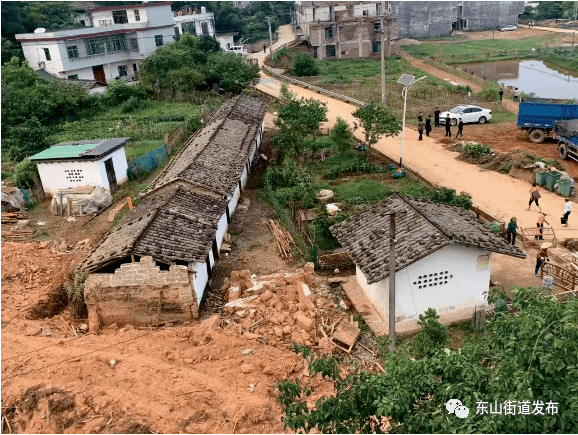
[173,5,216,38]
[16,2,177,83]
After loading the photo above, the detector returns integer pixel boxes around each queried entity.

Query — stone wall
[84,256,198,331]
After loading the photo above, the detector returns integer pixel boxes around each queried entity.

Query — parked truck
[517,99,578,144]
[555,119,578,162]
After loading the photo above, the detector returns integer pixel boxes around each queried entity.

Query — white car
[499,25,517,32]
[439,105,492,125]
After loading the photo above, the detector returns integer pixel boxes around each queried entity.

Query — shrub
[334,179,390,203]
[119,96,150,114]
[330,118,355,154]
[475,87,500,102]
[430,187,472,210]
[461,142,492,159]
[103,80,147,106]
[64,273,88,318]
[290,52,320,77]
[13,159,39,189]
[413,308,449,357]
[309,210,349,250]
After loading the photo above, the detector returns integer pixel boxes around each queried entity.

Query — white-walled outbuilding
[332,195,526,333]
[29,138,129,196]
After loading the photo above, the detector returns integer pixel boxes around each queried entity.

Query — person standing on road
[418,117,425,141]
[507,217,518,245]
[455,118,464,138]
[563,199,572,226]
[535,212,549,240]
[499,89,504,101]
[263,44,267,53]
[513,87,521,102]
[445,115,452,137]
[535,247,549,276]
[434,107,441,127]
[528,183,542,212]
[425,115,432,137]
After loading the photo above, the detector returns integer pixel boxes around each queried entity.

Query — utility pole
[574,1,577,21]
[266,16,273,56]
[380,29,386,105]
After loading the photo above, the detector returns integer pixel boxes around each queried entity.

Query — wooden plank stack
[2,229,34,241]
[267,219,301,258]
[1,212,27,225]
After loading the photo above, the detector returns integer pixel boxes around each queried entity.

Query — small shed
[29,138,129,196]
[331,195,527,332]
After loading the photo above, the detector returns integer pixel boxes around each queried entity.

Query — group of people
[416,108,463,141]
[505,185,574,277]
[498,87,521,102]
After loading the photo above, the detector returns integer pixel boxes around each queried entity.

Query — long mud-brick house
[80,95,268,331]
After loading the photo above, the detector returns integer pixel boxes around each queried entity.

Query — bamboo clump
[267,219,301,258]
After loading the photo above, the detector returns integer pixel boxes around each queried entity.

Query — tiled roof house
[80,95,267,326]
[331,194,526,332]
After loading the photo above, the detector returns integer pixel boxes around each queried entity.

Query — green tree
[353,101,401,160]
[4,117,51,162]
[23,1,79,31]
[290,52,320,77]
[166,68,205,97]
[330,117,355,154]
[13,159,40,189]
[205,51,260,92]
[272,91,328,159]
[277,287,578,433]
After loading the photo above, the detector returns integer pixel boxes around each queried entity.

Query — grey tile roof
[80,186,227,272]
[141,94,267,198]
[331,195,526,285]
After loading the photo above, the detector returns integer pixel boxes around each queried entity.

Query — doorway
[104,158,117,192]
[92,65,106,83]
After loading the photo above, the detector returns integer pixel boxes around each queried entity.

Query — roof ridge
[397,194,452,242]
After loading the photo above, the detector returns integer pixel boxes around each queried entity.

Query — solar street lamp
[397,74,427,168]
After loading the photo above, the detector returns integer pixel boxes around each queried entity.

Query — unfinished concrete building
[294,1,523,55]
[294,1,399,59]
[392,1,524,38]
[80,95,268,329]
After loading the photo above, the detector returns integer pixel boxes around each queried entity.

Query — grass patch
[404,34,564,60]
[124,140,164,161]
[333,179,391,203]
[489,110,517,123]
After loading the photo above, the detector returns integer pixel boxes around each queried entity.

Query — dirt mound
[1,241,90,325]
[1,321,313,434]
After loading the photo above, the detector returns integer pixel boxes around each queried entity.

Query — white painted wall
[357,244,491,324]
[215,213,229,252]
[216,34,235,50]
[174,12,216,37]
[21,41,63,75]
[191,260,209,303]
[228,184,241,219]
[36,147,128,195]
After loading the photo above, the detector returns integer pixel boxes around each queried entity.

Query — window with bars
[155,35,164,46]
[372,41,381,53]
[374,22,381,32]
[129,38,138,50]
[326,45,336,58]
[110,34,126,51]
[43,48,51,61]
[67,45,79,58]
[201,22,209,35]
[118,65,128,77]
[134,9,140,21]
[67,74,78,80]
[85,38,105,55]
[325,26,333,38]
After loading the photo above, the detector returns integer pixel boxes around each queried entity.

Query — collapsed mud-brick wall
[84,256,198,331]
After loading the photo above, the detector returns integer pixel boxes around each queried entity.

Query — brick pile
[221,262,333,354]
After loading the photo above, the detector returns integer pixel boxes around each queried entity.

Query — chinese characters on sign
[476,400,559,416]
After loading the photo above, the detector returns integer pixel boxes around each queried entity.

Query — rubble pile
[221,263,348,355]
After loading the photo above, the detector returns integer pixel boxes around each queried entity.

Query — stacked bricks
[84,256,197,332]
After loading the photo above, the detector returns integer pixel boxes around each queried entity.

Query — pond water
[456,59,578,100]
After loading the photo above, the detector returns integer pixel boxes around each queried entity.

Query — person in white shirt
[563,199,572,227]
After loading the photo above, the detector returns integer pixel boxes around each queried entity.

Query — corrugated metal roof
[29,138,129,161]
[29,144,98,160]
